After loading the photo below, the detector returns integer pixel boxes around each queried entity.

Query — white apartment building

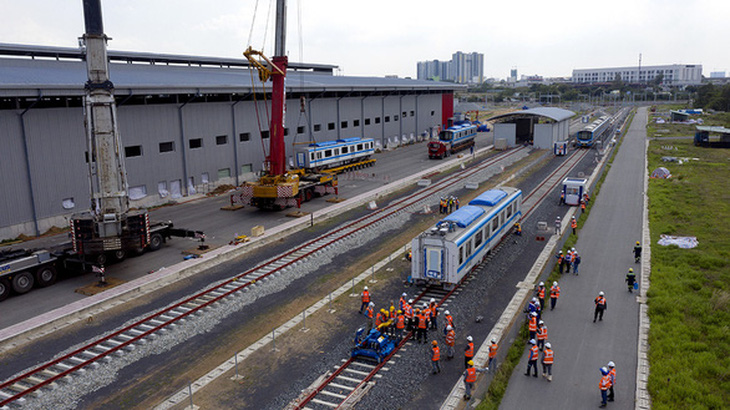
[572,64,703,86]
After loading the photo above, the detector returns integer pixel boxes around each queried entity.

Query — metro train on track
[576,115,610,148]
[293,137,375,171]
[411,187,522,288]
[428,122,477,159]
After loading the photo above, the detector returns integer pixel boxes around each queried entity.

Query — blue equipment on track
[352,328,396,363]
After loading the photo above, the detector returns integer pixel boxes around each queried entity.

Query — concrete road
[500,108,647,409]
[0,132,494,329]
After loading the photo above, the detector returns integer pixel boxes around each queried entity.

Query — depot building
[0,44,460,240]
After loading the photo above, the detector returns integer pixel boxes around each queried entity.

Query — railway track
[0,146,530,408]
[290,146,594,409]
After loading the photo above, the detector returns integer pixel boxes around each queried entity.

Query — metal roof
[0,44,461,97]
[696,125,730,134]
[487,107,575,123]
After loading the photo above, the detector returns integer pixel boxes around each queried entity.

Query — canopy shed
[487,107,575,149]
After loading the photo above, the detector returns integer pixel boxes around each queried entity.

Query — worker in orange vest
[607,361,616,402]
[464,335,475,369]
[463,360,488,400]
[404,299,414,330]
[581,200,586,213]
[528,312,538,341]
[487,338,498,372]
[550,281,561,310]
[375,309,386,328]
[594,291,607,322]
[444,325,456,359]
[570,216,577,235]
[416,308,428,344]
[556,250,565,274]
[399,293,408,311]
[422,303,432,332]
[525,339,539,377]
[443,310,455,334]
[430,340,441,374]
[536,320,548,351]
[394,310,405,340]
[542,342,554,381]
[359,286,370,313]
[536,282,546,313]
[428,298,438,330]
[599,367,611,407]
[364,302,374,329]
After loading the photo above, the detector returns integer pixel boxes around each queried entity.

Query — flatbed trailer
[230,170,338,210]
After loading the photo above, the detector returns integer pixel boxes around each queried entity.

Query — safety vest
[365,306,373,319]
[396,314,405,329]
[571,219,577,228]
[489,343,498,358]
[538,287,545,299]
[557,254,563,263]
[423,307,431,318]
[551,285,560,299]
[432,346,440,361]
[537,326,548,340]
[362,290,370,303]
[528,317,537,332]
[566,252,573,263]
[389,306,396,318]
[542,348,554,364]
[609,368,616,385]
[581,202,586,210]
[465,342,474,358]
[465,367,477,383]
[445,314,454,329]
[445,329,455,346]
[595,296,606,308]
[418,314,428,329]
[600,375,611,390]
[375,312,384,326]
[399,297,407,311]
[528,345,539,361]
[404,304,413,319]
[429,303,438,318]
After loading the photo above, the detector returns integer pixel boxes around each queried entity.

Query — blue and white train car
[411,187,522,289]
[294,137,375,170]
[575,116,610,148]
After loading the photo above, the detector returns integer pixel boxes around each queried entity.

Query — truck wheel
[148,233,163,251]
[95,253,108,266]
[113,249,127,261]
[12,271,34,294]
[35,266,58,287]
[0,278,10,301]
[305,189,313,202]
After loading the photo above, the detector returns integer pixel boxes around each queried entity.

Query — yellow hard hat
[380,309,386,313]
[397,310,403,314]
[636,241,640,245]
[467,360,474,366]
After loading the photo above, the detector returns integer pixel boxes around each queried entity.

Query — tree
[653,73,664,87]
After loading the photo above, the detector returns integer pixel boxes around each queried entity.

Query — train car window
[475,231,483,248]
[466,241,472,258]
[354,119,360,127]
[492,218,499,232]
[328,123,336,130]
[334,149,339,156]
[459,247,463,265]
[341,121,348,129]
[310,153,315,161]
[365,118,371,125]
[317,152,322,159]
[369,142,373,148]
[375,117,381,124]
[357,144,363,151]
[507,204,513,218]
[385,116,391,123]
[342,146,348,154]
[394,115,399,121]
[325,149,333,157]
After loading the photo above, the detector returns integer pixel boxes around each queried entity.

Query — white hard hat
[364,286,368,290]
[557,216,561,219]
[408,299,413,303]
[553,281,558,286]
[430,298,435,303]
[444,310,450,315]
[369,302,374,306]
[608,361,615,368]
[446,325,453,330]
[531,312,537,317]
[491,338,497,344]
[402,292,407,297]
[539,281,544,286]
[467,335,473,341]
[545,342,552,349]
[539,320,544,325]
[423,303,429,308]
[530,339,536,345]
[532,297,537,302]
[599,291,604,296]
[571,247,576,251]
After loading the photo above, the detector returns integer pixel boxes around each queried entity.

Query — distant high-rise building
[710,71,726,78]
[510,68,518,82]
[417,51,483,83]
[572,64,703,86]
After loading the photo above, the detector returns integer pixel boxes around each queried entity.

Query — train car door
[297,152,306,168]
[424,246,444,281]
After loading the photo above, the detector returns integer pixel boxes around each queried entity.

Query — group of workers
[439,196,460,214]
[555,247,581,275]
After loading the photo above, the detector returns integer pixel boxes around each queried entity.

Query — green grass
[646,138,730,409]
[476,323,529,410]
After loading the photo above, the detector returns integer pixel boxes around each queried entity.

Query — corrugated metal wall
[0,93,443,238]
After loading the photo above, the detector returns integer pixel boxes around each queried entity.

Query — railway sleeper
[0,389,25,401]
[335,374,362,384]
[319,389,347,400]
[327,382,355,392]
[310,397,338,408]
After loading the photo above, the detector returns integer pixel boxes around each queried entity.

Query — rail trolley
[411,187,522,289]
[575,116,610,148]
[293,137,375,171]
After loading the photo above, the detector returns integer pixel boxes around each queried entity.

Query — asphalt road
[0,132,494,330]
[500,108,647,409]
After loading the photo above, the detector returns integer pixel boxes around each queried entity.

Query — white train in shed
[411,187,522,289]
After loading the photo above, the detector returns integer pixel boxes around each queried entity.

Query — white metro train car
[294,137,375,170]
[411,187,522,288]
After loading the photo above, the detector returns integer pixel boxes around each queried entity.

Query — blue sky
[1,0,727,79]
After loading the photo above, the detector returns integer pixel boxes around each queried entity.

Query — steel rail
[0,147,527,407]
